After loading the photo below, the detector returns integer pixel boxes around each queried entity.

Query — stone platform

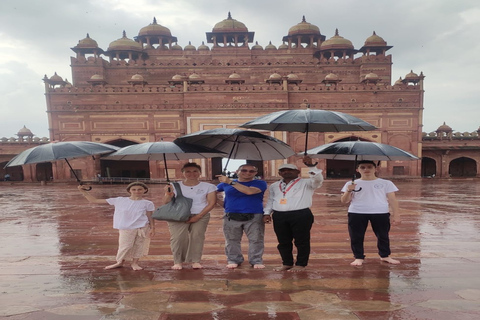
[1,179,479,319]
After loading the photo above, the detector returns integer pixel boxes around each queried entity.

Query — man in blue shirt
[217,164,268,269]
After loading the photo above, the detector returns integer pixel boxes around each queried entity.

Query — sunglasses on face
[240,169,257,173]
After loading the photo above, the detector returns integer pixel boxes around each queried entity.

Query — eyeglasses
[240,169,257,173]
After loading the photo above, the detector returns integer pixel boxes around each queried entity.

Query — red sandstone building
[1,14,479,182]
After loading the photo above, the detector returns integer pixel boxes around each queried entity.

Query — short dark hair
[126,182,148,193]
[181,162,202,172]
[356,160,377,168]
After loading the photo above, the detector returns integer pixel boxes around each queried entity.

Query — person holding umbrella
[340,160,401,266]
[217,164,268,269]
[163,162,217,270]
[78,182,155,271]
[263,156,324,272]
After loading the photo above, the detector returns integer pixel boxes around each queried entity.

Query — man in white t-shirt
[341,160,401,266]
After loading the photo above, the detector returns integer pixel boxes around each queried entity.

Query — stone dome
[188,73,201,80]
[17,125,33,137]
[131,74,144,81]
[287,73,299,80]
[364,72,379,80]
[269,72,282,80]
[90,74,104,80]
[213,12,248,32]
[76,33,99,48]
[172,74,183,80]
[49,72,63,81]
[171,43,183,50]
[320,29,354,50]
[394,77,403,85]
[184,41,196,50]
[325,73,339,81]
[278,43,288,49]
[108,31,143,51]
[436,122,452,132]
[364,31,387,46]
[251,41,263,50]
[265,41,277,50]
[198,41,209,50]
[405,70,419,79]
[138,17,172,37]
[288,16,320,36]
[228,72,241,79]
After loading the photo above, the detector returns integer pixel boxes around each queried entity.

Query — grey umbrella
[304,140,419,191]
[174,128,295,172]
[105,141,226,181]
[4,141,120,187]
[240,105,377,155]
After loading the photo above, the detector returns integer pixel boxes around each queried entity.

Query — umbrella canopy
[4,141,120,186]
[305,141,419,161]
[174,128,295,172]
[240,106,376,154]
[304,141,418,188]
[105,141,226,181]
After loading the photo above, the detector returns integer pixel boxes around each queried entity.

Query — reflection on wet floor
[1,179,480,319]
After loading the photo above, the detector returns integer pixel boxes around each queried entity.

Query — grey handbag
[152,182,193,222]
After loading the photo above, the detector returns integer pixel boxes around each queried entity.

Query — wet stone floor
[1,179,480,320]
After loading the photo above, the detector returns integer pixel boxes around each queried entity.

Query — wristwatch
[229,181,237,185]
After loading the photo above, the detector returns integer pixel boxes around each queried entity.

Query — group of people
[78,157,401,271]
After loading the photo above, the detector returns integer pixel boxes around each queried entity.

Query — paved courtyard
[1,179,479,319]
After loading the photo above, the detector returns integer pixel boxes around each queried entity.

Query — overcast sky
[0,0,478,138]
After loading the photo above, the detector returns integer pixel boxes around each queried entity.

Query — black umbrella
[174,128,295,173]
[304,141,419,190]
[4,141,120,187]
[240,105,376,155]
[105,141,226,181]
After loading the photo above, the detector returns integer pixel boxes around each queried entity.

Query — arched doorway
[36,162,53,181]
[100,139,149,179]
[449,157,477,177]
[421,157,436,177]
[325,136,371,179]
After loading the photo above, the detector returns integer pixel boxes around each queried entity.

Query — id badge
[279,198,287,205]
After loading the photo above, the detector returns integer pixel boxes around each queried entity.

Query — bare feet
[131,263,143,271]
[226,263,238,269]
[171,264,183,270]
[273,265,293,271]
[253,264,265,269]
[192,263,203,269]
[288,266,306,272]
[381,257,400,264]
[350,259,364,266]
[104,262,123,270]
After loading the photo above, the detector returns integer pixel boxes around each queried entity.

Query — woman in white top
[163,163,217,270]
[78,182,155,270]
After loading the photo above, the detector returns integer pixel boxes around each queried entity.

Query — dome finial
[122,30,127,38]
[86,33,90,38]
[153,17,157,24]
[302,15,306,23]
[335,28,339,36]
[227,12,232,19]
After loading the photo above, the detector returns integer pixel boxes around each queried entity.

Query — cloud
[0,0,479,137]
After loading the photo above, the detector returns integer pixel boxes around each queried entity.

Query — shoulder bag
[152,182,193,222]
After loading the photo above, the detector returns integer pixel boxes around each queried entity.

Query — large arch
[325,136,371,179]
[421,157,436,177]
[449,157,477,177]
[100,139,149,179]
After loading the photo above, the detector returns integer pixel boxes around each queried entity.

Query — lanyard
[279,178,301,197]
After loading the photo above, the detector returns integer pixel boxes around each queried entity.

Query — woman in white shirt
[163,163,217,270]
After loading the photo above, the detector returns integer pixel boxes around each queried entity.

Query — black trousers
[272,208,314,267]
[348,213,391,259]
